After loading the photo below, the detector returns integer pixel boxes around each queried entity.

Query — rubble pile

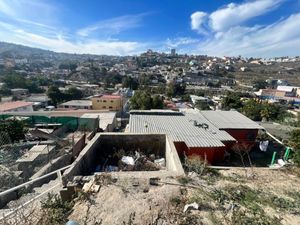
[95,149,166,172]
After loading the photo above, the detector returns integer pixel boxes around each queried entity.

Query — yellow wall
[92,97,122,111]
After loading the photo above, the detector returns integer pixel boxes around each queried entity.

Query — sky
[0,0,300,57]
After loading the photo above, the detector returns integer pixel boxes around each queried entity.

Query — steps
[0,178,61,222]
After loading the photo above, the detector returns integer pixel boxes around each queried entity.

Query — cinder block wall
[62,133,184,185]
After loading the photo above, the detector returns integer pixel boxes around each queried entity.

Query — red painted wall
[173,141,226,164]
[224,129,258,145]
[187,147,226,164]
[172,129,259,164]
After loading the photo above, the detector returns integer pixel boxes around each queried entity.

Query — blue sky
[0,0,300,57]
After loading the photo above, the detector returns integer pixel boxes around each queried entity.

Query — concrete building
[171,48,176,56]
[0,101,33,112]
[190,95,209,104]
[80,112,117,132]
[255,88,300,104]
[92,95,122,111]
[26,94,50,109]
[62,133,184,186]
[11,88,29,97]
[58,100,92,110]
[128,109,263,164]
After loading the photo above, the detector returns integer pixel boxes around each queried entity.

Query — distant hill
[0,42,56,58]
[0,42,112,61]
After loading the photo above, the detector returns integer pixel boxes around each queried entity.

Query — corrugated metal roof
[59,100,92,107]
[0,101,33,112]
[128,110,235,148]
[200,110,264,130]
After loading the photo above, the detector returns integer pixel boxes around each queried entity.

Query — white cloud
[195,13,300,57]
[209,0,283,31]
[77,13,148,37]
[0,0,58,25]
[0,22,144,55]
[190,11,208,34]
[188,0,300,57]
[166,37,199,48]
[0,1,149,55]
[191,0,284,33]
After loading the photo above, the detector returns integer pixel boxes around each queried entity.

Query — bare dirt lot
[66,167,300,225]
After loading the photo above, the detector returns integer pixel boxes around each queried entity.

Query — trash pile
[95,149,166,172]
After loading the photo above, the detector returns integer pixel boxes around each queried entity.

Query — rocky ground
[3,165,299,225]
[66,166,300,225]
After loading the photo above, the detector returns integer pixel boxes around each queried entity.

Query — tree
[242,99,262,121]
[157,84,166,94]
[2,73,26,89]
[65,87,83,100]
[0,119,27,142]
[242,100,288,122]
[288,129,300,164]
[138,73,150,85]
[166,81,186,97]
[0,84,12,96]
[195,101,211,110]
[253,79,268,90]
[152,95,164,109]
[47,86,64,106]
[130,91,164,110]
[100,67,107,76]
[221,92,243,110]
[122,76,139,90]
[26,80,44,93]
[59,62,77,72]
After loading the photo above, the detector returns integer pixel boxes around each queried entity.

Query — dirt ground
[68,175,181,225]
[217,168,300,225]
[68,167,300,225]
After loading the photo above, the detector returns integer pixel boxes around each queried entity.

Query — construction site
[0,110,299,225]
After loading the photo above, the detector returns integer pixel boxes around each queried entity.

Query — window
[103,100,107,102]
[111,100,114,103]
[109,106,113,109]
[102,106,106,109]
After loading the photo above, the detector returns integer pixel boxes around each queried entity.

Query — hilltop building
[91,95,122,111]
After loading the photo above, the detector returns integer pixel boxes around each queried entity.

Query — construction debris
[97,149,165,172]
[183,202,199,213]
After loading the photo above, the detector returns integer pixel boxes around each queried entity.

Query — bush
[40,193,74,225]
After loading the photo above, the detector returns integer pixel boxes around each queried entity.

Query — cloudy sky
[0,0,299,57]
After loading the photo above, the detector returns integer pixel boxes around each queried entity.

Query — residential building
[26,94,50,109]
[200,110,263,147]
[128,109,263,164]
[58,100,92,110]
[171,48,176,56]
[190,95,209,104]
[11,88,29,97]
[0,101,33,112]
[255,87,300,104]
[80,112,117,132]
[92,95,122,111]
